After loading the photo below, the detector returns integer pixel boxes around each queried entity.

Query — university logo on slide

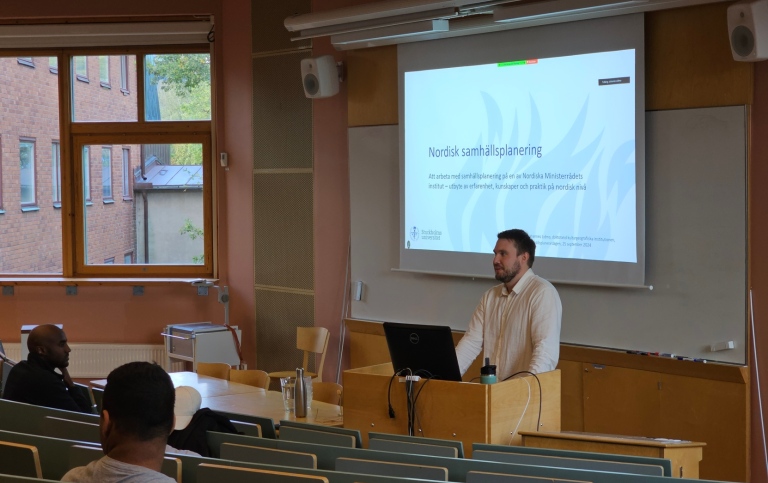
[410,226,419,241]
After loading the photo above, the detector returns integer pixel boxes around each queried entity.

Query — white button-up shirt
[455,269,562,380]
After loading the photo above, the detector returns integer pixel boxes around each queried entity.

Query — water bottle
[480,357,497,384]
[295,367,307,417]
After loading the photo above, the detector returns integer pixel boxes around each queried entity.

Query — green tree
[147,53,211,121]
[179,218,204,264]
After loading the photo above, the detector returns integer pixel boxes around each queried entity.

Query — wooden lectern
[343,363,560,456]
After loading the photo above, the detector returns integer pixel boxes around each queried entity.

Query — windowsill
[0,277,217,287]
[120,88,130,96]
[103,199,114,204]
[76,75,89,83]
[85,201,93,206]
[49,67,58,75]
[21,206,40,213]
[0,209,5,215]
[53,202,61,209]
[100,82,111,89]
[123,197,133,202]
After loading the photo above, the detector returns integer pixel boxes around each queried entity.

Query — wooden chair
[220,443,317,469]
[196,362,231,380]
[335,457,449,481]
[269,327,330,382]
[230,369,270,389]
[310,382,342,405]
[0,441,43,478]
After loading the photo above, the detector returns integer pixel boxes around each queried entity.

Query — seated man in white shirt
[62,362,176,483]
[455,229,562,381]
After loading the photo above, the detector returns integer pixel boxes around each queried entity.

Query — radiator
[2,343,185,378]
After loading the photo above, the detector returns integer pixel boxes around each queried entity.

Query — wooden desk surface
[91,372,342,426]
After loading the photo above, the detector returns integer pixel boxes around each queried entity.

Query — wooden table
[519,431,705,478]
[91,371,342,426]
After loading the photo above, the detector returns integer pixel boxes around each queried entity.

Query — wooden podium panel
[343,363,560,456]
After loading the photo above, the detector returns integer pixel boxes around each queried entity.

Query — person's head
[27,324,71,369]
[100,362,175,451]
[173,386,202,431]
[493,229,536,285]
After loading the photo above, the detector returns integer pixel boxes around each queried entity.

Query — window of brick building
[83,146,91,204]
[120,56,130,94]
[0,137,3,213]
[122,148,132,200]
[17,57,34,67]
[52,142,61,207]
[75,56,88,82]
[102,147,113,202]
[20,139,36,209]
[99,56,110,88]
[49,57,58,74]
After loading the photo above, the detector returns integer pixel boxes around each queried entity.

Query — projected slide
[404,49,636,263]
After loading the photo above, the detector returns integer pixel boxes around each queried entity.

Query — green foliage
[171,144,203,166]
[147,53,210,96]
[179,218,205,264]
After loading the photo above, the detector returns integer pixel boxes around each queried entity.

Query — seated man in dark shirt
[2,324,92,413]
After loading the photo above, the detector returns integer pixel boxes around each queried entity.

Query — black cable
[411,375,432,436]
[503,370,543,431]
[207,24,215,43]
[387,368,411,419]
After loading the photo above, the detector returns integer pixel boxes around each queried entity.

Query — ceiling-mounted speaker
[300,55,339,98]
[728,0,768,61]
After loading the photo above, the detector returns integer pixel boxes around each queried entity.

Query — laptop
[382,322,463,381]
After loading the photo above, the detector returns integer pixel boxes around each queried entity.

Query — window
[99,56,110,87]
[20,139,36,208]
[120,56,130,94]
[102,147,113,201]
[74,56,88,82]
[17,57,34,67]
[122,148,132,200]
[104,257,115,264]
[52,142,61,207]
[49,57,58,74]
[83,146,91,203]
[0,44,213,278]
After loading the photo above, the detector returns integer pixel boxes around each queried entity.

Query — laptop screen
[383,322,463,382]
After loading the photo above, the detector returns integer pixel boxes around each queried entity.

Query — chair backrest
[231,420,262,437]
[368,438,458,458]
[279,420,362,448]
[196,362,231,380]
[369,432,464,458]
[466,471,590,483]
[211,411,276,439]
[297,327,329,382]
[197,463,329,483]
[221,442,317,469]
[279,426,356,448]
[43,416,100,443]
[72,383,98,414]
[311,382,342,405]
[230,369,270,390]
[473,450,665,477]
[0,441,43,478]
[335,457,448,481]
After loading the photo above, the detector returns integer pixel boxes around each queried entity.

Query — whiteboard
[349,106,747,364]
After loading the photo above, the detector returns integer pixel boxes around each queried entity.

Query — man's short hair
[102,362,175,441]
[498,229,536,267]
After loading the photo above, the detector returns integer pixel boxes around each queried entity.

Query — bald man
[2,324,92,413]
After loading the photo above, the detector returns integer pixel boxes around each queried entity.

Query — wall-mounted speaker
[728,0,768,61]
[300,55,340,98]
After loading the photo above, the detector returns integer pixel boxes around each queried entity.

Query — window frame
[0,43,215,280]
[19,138,37,209]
